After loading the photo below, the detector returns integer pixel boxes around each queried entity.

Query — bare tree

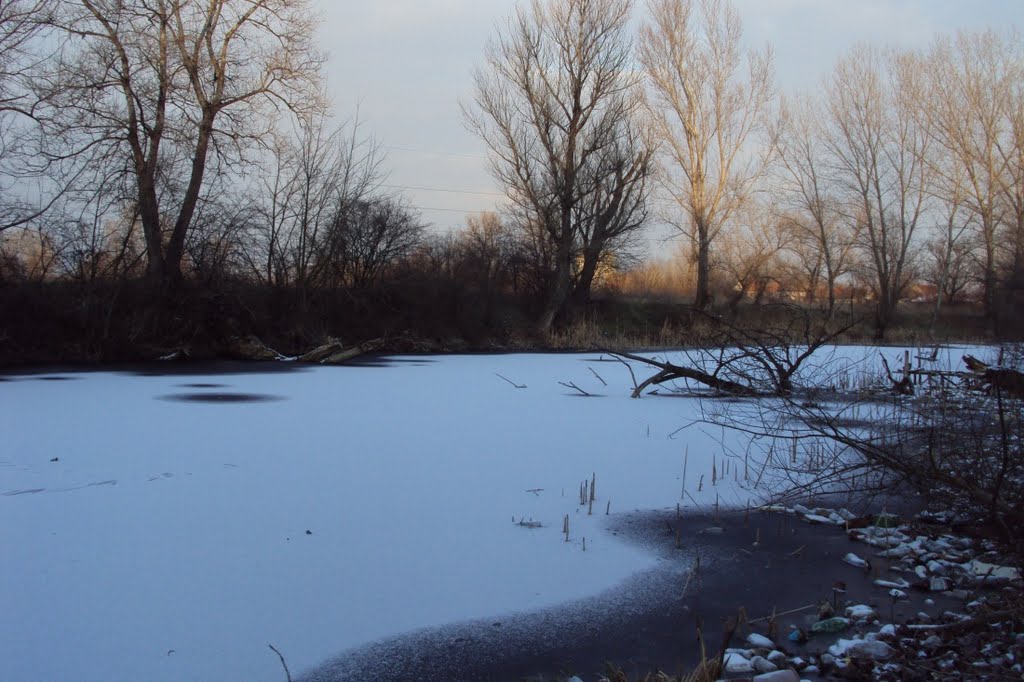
[332,198,424,289]
[37,0,325,286]
[465,0,652,333]
[925,30,1019,320]
[774,94,856,314]
[998,54,1024,291]
[638,0,775,311]
[0,1,80,234]
[824,45,930,339]
[925,163,976,330]
[459,211,521,297]
[714,201,788,312]
[258,110,385,292]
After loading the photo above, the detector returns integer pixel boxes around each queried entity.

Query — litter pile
[716,504,1024,680]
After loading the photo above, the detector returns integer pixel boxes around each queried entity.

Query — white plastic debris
[724,651,755,674]
[845,604,878,621]
[970,560,1021,582]
[752,669,798,681]
[828,638,897,660]
[843,553,868,568]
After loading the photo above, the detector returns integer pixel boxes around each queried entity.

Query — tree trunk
[983,249,996,320]
[137,181,164,284]
[572,246,602,310]
[537,243,573,334]
[874,288,894,341]
[163,114,216,285]
[695,222,712,310]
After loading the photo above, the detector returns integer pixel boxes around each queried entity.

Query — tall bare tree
[925,29,1018,319]
[824,45,930,339]
[999,54,1024,290]
[638,0,774,311]
[37,0,325,286]
[465,0,652,332]
[925,163,975,330]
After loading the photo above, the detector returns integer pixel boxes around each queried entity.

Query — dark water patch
[177,382,228,389]
[36,376,77,381]
[158,392,285,404]
[302,506,956,682]
[341,355,439,368]
[130,360,308,377]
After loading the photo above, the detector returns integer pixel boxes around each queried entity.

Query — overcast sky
[315,0,1024,241]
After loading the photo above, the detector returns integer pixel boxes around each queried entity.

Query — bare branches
[823,45,930,338]
[695,350,1024,540]
[465,0,652,332]
[608,349,754,397]
[37,0,327,284]
[610,305,854,397]
[638,0,775,311]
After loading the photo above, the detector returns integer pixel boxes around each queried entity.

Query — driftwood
[963,355,1024,397]
[225,335,288,361]
[297,338,348,363]
[299,338,382,365]
[159,336,380,365]
[904,355,1024,397]
[608,350,755,398]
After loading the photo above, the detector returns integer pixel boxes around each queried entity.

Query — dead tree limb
[607,350,756,398]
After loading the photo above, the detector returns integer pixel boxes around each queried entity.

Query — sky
[315,0,1024,243]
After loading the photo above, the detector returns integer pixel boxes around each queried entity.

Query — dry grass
[601,656,722,682]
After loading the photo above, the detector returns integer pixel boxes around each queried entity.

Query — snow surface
[0,346,980,681]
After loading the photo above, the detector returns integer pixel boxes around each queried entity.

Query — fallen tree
[611,305,855,397]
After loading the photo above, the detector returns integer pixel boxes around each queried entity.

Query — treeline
[466,0,1024,338]
[0,0,1022,364]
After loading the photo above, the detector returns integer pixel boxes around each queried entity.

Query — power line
[383,184,503,198]
[384,145,488,161]
[411,205,512,216]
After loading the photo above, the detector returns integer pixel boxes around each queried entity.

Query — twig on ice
[495,373,526,389]
[559,381,592,396]
[269,644,292,682]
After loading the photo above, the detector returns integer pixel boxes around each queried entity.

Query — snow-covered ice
[0,353,757,682]
[0,345,983,681]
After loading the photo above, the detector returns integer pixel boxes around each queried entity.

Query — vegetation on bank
[0,1,1023,358]
[0,275,1004,368]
